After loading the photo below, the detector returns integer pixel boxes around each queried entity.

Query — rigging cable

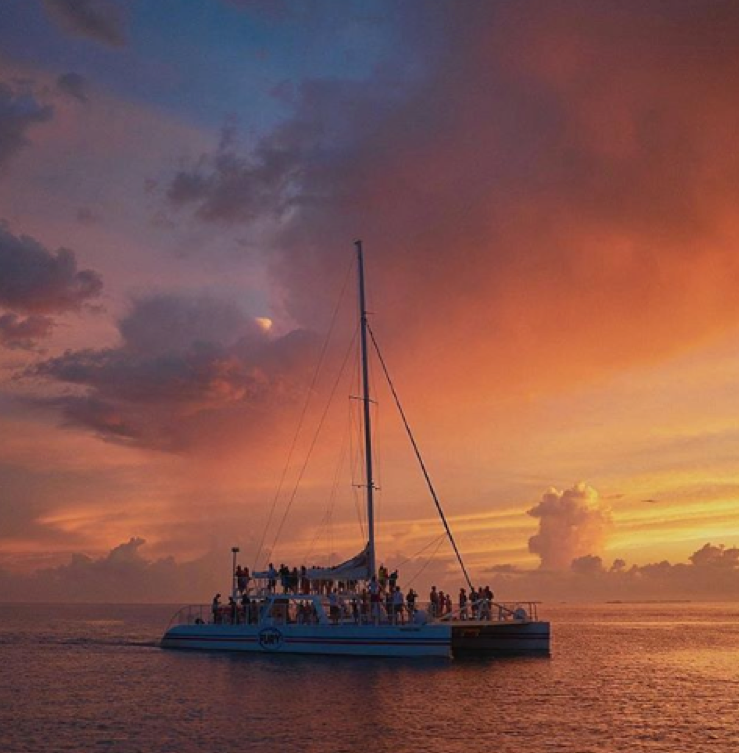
[251,258,354,572]
[367,322,474,592]
[267,325,358,562]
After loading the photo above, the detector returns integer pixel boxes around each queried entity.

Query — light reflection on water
[1,602,738,752]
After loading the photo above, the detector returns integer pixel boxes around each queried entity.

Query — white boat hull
[162,622,451,658]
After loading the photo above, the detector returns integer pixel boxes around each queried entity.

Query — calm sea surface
[1,602,737,752]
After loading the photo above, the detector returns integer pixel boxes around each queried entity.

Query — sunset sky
[1,0,738,601]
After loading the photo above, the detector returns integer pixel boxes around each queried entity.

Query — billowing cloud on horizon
[528,483,612,570]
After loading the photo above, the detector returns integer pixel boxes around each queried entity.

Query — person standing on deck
[369,575,381,623]
[378,564,388,592]
[406,588,417,618]
[392,587,405,624]
[211,593,221,624]
[429,586,439,617]
[459,588,468,620]
[329,589,340,624]
[267,563,277,593]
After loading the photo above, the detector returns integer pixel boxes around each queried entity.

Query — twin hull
[161,622,452,658]
[161,620,552,657]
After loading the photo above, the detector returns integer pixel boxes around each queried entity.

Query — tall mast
[355,240,376,579]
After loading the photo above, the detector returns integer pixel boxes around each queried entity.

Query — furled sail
[306,544,371,581]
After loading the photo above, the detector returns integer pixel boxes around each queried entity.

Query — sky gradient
[1,0,738,601]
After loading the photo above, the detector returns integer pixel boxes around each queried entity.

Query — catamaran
[161,242,550,658]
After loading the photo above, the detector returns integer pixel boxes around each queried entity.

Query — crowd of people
[208,562,497,626]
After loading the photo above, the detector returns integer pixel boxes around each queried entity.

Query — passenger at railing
[444,592,452,616]
[378,564,388,591]
[241,593,250,624]
[478,591,490,621]
[384,588,392,619]
[392,587,405,624]
[267,563,277,593]
[469,587,479,619]
[236,565,250,595]
[429,586,439,617]
[228,596,238,624]
[406,588,417,616]
[369,576,381,623]
[211,593,222,624]
[459,588,468,620]
[389,569,398,592]
[278,564,289,592]
[351,596,360,624]
[482,586,494,621]
[328,589,340,624]
[300,566,309,594]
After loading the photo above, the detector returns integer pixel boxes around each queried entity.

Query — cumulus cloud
[0,313,54,350]
[29,294,319,451]
[0,223,103,348]
[43,0,127,47]
[0,538,225,603]
[56,72,90,103]
[488,542,739,602]
[528,483,613,570]
[0,80,53,170]
[0,223,103,315]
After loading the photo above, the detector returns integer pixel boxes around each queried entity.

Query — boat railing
[430,599,541,623]
[166,596,542,630]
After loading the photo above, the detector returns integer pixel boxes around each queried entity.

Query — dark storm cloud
[166,78,397,224]
[42,0,127,47]
[30,294,319,451]
[0,223,103,315]
[0,80,53,170]
[56,72,90,103]
[167,1,739,400]
[0,313,54,350]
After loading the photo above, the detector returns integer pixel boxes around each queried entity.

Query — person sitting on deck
[212,593,222,624]
[392,587,405,624]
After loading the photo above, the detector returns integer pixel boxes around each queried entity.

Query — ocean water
[1,602,738,752]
